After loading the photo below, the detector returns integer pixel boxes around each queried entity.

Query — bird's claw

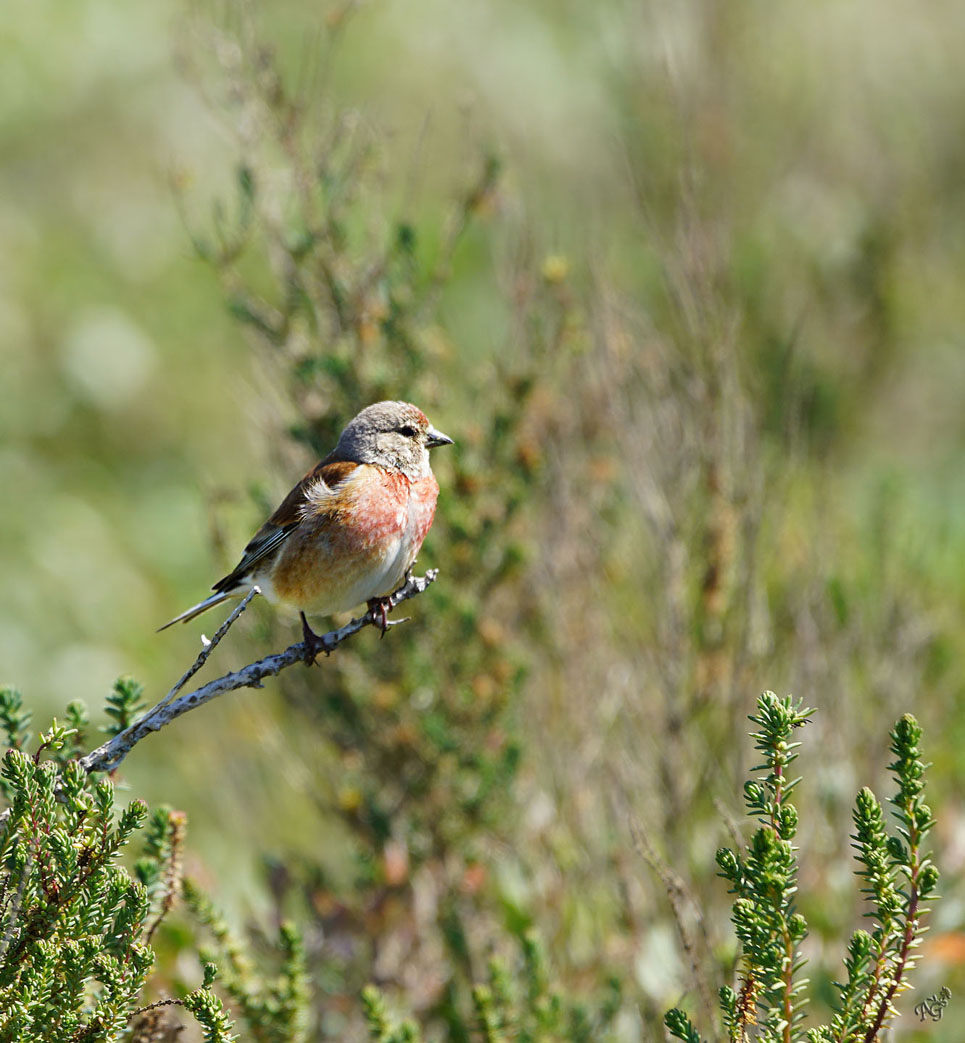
[367,597,393,637]
[300,611,330,666]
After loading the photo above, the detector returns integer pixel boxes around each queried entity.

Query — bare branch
[0,571,439,835]
[79,570,438,776]
[156,587,261,714]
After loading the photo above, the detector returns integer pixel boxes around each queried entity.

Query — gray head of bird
[335,401,453,478]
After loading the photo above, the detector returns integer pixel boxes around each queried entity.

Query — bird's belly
[266,531,411,617]
[317,536,411,613]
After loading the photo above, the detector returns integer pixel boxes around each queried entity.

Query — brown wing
[212,456,360,593]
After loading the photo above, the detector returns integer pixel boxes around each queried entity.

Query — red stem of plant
[771,751,794,1043]
[861,798,922,1043]
[863,879,920,1043]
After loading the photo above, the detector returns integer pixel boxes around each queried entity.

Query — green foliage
[0,744,153,1041]
[361,985,421,1043]
[819,714,939,1043]
[715,693,813,1041]
[665,1007,703,1043]
[182,979,239,1043]
[0,689,31,757]
[468,932,621,1043]
[182,879,309,1043]
[666,693,939,1043]
[359,929,621,1043]
[2,684,937,1043]
[104,678,147,738]
[0,692,252,1043]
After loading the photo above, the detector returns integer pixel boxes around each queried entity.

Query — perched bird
[159,401,452,654]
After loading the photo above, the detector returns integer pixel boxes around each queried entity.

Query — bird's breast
[405,473,440,547]
[268,467,438,614]
[347,470,413,547]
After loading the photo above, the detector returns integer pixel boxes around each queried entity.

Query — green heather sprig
[0,744,154,1042]
[0,693,247,1043]
[361,984,422,1043]
[182,965,239,1043]
[361,929,621,1043]
[0,687,31,755]
[812,713,939,1043]
[717,692,813,1043]
[666,694,939,1043]
[103,677,147,737]
[182,878,309,1043]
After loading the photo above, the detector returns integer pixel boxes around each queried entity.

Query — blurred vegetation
[2,0,965,1040]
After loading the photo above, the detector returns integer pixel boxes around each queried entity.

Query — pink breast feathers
[349,471,411,548]
[341,469,438,561]
[407,474,440,548]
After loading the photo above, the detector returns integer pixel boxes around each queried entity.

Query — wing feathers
[211,456,360,593]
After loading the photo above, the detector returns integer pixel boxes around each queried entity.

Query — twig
[630,817,718,1032]
[156,587,261,714]
[127,996,184,1020]
[0,571,439,827]
[0,853,32,964]
[79,570,438,775]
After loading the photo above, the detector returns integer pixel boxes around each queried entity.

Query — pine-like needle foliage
[0,686,238,1043]
[665,693,939,1043]
[360,929,621,1043]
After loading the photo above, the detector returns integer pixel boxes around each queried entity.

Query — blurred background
[2,0,965,1038]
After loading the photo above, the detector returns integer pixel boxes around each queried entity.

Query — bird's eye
[397,424,418,438]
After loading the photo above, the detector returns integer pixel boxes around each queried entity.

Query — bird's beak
[426,425,454,449]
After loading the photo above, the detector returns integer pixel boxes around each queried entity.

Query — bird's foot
[367,597,392,637]
[300,611,331,666]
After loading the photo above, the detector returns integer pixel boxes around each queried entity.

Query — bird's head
[335,401,453,478]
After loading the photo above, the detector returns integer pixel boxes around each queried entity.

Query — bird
[159,401,453,656]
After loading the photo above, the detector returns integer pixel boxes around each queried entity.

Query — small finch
[159,401,452,652]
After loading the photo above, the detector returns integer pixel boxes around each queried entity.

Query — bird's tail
[157,590,236,632]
